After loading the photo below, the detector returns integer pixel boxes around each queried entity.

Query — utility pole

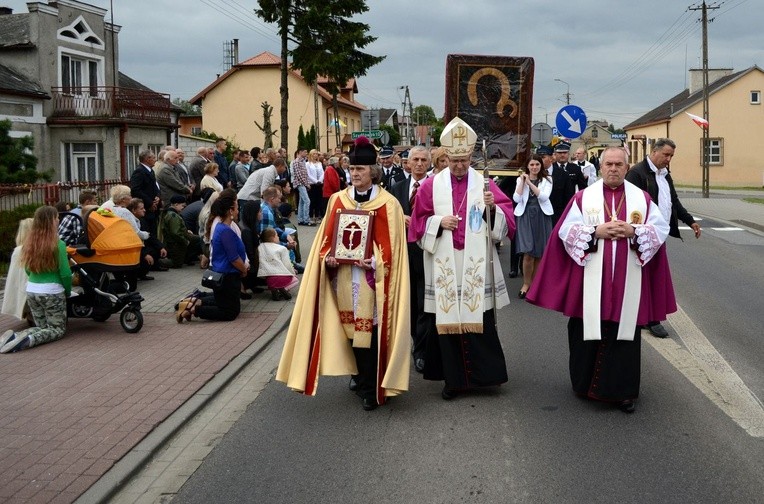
[554,78,571,105]
[406,87,414,145]
[399,85,412,145]
[689,1,719,198]
[313,82,320,151]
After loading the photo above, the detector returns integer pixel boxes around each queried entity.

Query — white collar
[646,157,667,175]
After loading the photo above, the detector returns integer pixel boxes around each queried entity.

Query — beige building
[190,51,366,153]
[569,120,624,159]
[624,66,764,187]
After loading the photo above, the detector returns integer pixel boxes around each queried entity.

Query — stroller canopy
[69,210,143,270]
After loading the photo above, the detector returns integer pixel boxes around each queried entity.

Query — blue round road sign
[555,105,587,139]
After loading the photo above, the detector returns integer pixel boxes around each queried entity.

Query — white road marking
[646,305,764,437]
[678,226,743,231]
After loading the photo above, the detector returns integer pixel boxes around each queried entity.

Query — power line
[356,89,401,107]
[217,0,282,37]
[582,9,696,97]
[197,0,280,44]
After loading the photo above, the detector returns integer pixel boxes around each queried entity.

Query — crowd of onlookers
[0,137,601,351]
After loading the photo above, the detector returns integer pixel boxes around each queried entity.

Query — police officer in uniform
[379,146,404,188]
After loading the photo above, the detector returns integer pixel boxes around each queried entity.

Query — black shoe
[139,275,155,281]
[348,376,358,391]
[508,269,518,278]
[362,397,377,411]
[619,400,636,413]
[240,292,253,300]
[271,289,281,301]
[414,358,425,374]
[647,323,669,338]
[518,290,527,299]
[441,385,457,400]
[278,288,292,300]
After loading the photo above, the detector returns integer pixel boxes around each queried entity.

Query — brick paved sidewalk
[0,264,294,503]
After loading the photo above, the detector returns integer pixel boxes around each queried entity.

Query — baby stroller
[66,210,144,333]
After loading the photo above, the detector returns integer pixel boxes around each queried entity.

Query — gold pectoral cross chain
[603,192,625,222]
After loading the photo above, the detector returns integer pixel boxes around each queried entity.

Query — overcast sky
[5,0,760,128]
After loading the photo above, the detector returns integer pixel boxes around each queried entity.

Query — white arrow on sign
[561,110,582,134]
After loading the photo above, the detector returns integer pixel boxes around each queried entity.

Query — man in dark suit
[389,145,431,373]
[130,149,161,237]
[540,144,573,225]
[554,141,587,192]
[625,138,701,339]
[213,138,230,188]
[390,149,410,186]
[188,146,212,201]
[379,146,403,189]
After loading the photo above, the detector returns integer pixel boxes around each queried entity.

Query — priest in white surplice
[527,147,677,414]
[408,117,516,400]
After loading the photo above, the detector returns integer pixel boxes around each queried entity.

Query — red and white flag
[685,112,709,129]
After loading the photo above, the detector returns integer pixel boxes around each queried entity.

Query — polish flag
[685,112,709,129]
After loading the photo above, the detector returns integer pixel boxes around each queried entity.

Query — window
[57,15,105,49]
[60,53,102,96]
[63,142,103,181]
[148,144,163,156]
[628,141,639,164]
[124,144,141,178]
[751,91,761,104]
[591,128,598,138]
[701,138,723,165]
[191,126,202,136]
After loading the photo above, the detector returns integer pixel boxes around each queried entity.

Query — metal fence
[0,179,128,211]
[0,179,128,264]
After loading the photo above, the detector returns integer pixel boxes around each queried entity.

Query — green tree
[308,125,317,150]
[431,125,444,147]
[378,124,400,146]
[195,129,240,160]
[172,98,201,115]
[0,120,50,183]
[256,0,383,151]
[297,125,306,150]
[413,105,438,126]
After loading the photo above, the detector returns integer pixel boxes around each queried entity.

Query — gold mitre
[440,116,477,157]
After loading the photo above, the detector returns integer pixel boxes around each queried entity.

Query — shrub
[0,203,39,264]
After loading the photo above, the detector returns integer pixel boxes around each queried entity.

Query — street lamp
[554,78,571,105]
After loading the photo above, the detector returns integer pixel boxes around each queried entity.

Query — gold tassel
[436,323,464,335]
[461,323,484,334]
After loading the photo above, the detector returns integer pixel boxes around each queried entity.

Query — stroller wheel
[120,308,144,333]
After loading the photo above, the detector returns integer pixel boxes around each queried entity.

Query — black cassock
[568,318,641,401]
[423,310,508,391]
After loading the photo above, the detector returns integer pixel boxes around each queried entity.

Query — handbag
[201,268,224,289]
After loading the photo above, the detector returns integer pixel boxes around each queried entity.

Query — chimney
[233,39,239,65]
[688,68,734,94]
[0,7,14,15]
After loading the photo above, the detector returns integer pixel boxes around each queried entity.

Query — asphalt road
[173,223,764,504]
